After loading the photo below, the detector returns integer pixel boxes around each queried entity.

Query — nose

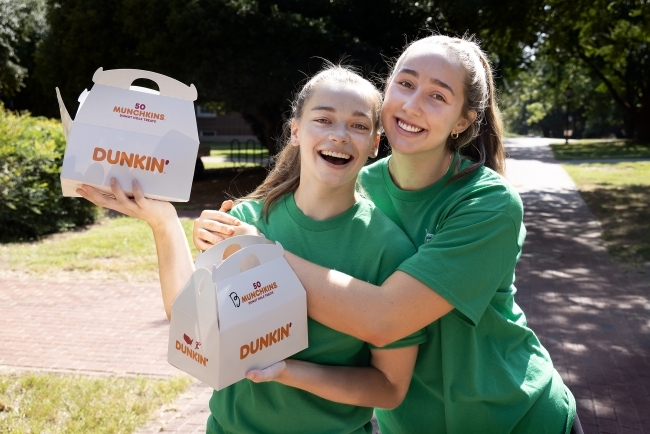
[329,123,349,145]
[402,91,422,116]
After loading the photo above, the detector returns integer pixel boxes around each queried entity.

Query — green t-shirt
[359,156,576,434]
[207,193,427,434]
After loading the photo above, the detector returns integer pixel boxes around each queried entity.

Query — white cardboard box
[168,235,308,390]
[56,67,199,202]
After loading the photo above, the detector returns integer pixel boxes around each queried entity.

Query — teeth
[320,150,351,159]
[398,120,424,133]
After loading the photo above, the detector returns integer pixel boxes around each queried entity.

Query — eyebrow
[399,68,456,96]
[311,106,372,119]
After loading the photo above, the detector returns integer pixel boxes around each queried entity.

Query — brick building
[195,106,258,143]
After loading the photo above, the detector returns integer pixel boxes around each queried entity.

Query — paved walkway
[506,138,650,434]
[1,138,648,433]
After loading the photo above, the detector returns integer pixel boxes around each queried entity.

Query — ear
[290,119,299,147]
[369,133,380,159]
[454,109,477,134]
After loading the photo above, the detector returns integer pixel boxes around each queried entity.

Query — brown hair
[388,34,505,180]
[237,64,382,220]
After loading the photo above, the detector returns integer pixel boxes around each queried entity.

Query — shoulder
[359,157,388,186]
[449,163,523,222]
[230,200,264,224]
[355,198,416,257]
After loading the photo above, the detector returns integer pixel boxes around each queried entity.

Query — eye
[314,118,330,124]
[397,80,414,89]
[352,123,369,130]
[431,93,446,102]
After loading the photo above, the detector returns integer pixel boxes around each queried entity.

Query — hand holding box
[168,235,308,390]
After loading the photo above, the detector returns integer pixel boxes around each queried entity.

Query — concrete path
[1,138,648,433]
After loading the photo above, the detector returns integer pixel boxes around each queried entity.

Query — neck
[293,180,357,220]
[389,148,453,191]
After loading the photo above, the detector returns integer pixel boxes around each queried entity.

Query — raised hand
[193,200,261,251]
[76,178,177,230]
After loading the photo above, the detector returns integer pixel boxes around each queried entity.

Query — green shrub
[0,104,97,241]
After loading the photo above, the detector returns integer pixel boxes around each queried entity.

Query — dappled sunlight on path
[505,138,650,434]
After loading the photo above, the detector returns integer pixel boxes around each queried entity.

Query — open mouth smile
[397,119,424,133]
[319,150,353,166]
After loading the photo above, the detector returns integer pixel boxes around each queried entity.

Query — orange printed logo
[241,281,278,304]
[92,147,168,173]
[240,322,291,360]
[176,333,208,366]
[113,103,165,121]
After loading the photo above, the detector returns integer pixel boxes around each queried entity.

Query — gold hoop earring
[451,131,459,139]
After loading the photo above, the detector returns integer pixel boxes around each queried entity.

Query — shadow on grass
[550,140,650,160]
[578,185,650,265]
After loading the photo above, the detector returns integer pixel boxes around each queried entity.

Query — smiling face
[382,43,475,159]
[290,81,380,192]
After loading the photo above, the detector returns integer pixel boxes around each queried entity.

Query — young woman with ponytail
[195,35,581,434]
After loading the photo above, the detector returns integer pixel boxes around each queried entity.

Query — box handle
[212,243,284,285]
[195,235,268,270]
[92,67,197,101]
[240,254,262,272]
[171,268,217,327]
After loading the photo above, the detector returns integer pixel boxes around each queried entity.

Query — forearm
[285,252,452,347]
[151,218,195,319]
[278,359,404,409]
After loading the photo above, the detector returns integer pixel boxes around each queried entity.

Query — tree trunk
[637,91,650,144]
[636,106,650,144]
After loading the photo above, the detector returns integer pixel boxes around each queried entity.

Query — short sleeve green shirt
[206,193,427,434]
[359,156,576,434]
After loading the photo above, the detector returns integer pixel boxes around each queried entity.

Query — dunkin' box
[56,67,199,202]
[168,235,308,390]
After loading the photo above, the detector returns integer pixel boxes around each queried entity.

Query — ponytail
[450,48,505,180]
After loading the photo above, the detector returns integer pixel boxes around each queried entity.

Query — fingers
[246,369,264,382]
[109,178,131,204]
[246,361,286,383]
[231,223,262,237]
[77,178,145,219]
[219,199,235,213]
[131,179,147,207]
[197,218,236,237]
[77,183,132,215]
[192,210,239,252]
[76,185,103,207]
[195,227,229,246]
[111,178,144,216]
[200,209,240,226]
[195,238,215,252]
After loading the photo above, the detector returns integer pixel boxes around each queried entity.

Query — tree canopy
[504,0,650,141]
[0,0,46,98]
[3,0,649,145]
[15,0,543,151]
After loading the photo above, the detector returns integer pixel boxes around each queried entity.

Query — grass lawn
[562,161,650,265]
[202,142,269,170]
[0,216,199,281]
[210,148,268,157]
[550,138,650,160]
[0,371,191,433]
[203,160,266,169]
